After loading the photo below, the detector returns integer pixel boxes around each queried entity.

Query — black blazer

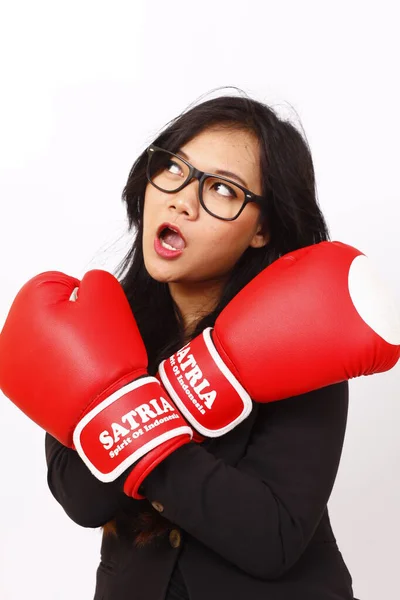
[45,381,358,600]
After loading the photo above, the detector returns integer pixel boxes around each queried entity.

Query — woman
[45,93,358,599]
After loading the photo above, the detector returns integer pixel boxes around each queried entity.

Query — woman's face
[142,126,268,286]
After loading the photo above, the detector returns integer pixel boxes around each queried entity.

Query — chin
[143,259,177,284]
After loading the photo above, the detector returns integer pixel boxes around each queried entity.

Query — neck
[168,279,226,339]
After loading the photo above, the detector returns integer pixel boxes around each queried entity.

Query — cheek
[143,189,156,223]
[209,212,260,251]
[198,219,256,267]
[142,190,161,239]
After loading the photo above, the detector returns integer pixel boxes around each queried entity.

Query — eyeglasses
[146,144,265,221]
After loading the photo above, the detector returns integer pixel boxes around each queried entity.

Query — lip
[154,222,186,259]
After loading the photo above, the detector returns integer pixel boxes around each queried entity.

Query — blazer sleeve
[45,433,145,528]
[140,381,349,580]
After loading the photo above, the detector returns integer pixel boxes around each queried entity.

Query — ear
[249,224,269,249]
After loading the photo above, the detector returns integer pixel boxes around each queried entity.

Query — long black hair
[107,90,331,546]
[115,90,330,375]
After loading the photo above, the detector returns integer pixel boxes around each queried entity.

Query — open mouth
[157,224,186,251]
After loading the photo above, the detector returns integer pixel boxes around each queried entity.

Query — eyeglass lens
[148,148,246,219]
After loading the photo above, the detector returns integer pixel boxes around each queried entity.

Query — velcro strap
[159,328,252,437]
[73,377,192,482]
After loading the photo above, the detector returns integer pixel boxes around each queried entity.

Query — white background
[0,1,399,598]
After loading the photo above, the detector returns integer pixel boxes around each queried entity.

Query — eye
[211,181,238,198]
[166,159,184,177]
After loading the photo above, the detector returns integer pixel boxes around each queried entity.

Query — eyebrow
[177,149,249,188]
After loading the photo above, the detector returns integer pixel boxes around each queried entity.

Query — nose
[166,179,200,219]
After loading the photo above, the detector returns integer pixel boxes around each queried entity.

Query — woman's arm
[140,381,349,580]
[45,433,145,527]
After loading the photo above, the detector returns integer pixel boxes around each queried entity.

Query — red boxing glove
[159,241,400,438]
[0,270,193,499]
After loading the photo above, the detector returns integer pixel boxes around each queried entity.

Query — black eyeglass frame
[146,144,265,221]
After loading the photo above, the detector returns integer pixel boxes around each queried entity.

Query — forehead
[181,127,260,168]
